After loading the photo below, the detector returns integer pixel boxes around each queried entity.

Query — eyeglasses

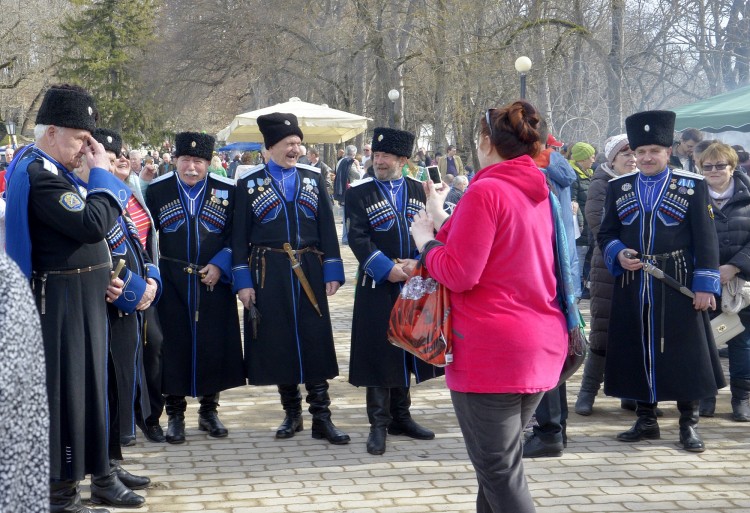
[702,163,730,171]
[485,108,496,138]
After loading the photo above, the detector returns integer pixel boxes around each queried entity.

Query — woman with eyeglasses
[697,142,750,421]
[576,134,638,415]
[410,101,568,513]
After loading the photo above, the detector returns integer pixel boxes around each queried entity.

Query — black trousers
[142,306,165,425]
[532,382,568,442]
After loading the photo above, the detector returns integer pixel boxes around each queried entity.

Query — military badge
[679,187,687,194]
[621,183,632,192]
[59,192,84,212]
[708,204,714,219]
[687,189,694,195]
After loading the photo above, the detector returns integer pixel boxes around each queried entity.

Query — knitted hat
[257,113,304,149]
[570,142,596,162]
[92,128,122,156]
[371,127,415,157]
[546,134,564,148]
[174,132,215,161]
[604,134,630,165]
[625,110,675,150]
[35,85,97,133]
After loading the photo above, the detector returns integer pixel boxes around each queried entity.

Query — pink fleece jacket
[425,155,567,393]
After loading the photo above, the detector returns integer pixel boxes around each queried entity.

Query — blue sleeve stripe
[693,269,721,294]
[603,239,627,277]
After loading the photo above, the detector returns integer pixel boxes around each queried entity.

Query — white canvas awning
[218,97,371,144]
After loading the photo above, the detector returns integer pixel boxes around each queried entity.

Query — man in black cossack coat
[232,113,350,445]
[5,84,133,512]
[598,110,725,453]
[146,132,244,444]
[345,127,444,456]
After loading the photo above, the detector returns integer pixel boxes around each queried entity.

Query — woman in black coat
[576,134,637,415]
[698,142,750,421]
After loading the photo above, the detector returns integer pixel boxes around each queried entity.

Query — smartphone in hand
[426,165,441,184]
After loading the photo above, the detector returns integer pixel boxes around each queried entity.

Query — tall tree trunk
[606,0,625,137]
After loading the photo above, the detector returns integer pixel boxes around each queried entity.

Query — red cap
[546,134,564,148]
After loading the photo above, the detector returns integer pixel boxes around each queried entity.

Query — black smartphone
[426,165,441,184]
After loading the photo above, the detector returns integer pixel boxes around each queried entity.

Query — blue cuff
[693,269,721,294]
[603,239,627,277]
[209,248,233,282]
[87,167,131,209]
[113,268,147,314]
[323,258,345,285]
[232,265,253,293]
[145,263,162,304]
[363,250,394,284]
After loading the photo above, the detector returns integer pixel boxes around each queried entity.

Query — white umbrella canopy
[218,97,371,144]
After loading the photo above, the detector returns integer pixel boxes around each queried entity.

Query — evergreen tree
[57,0,163,145]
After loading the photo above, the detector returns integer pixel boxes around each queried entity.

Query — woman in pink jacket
[411,101,568,513]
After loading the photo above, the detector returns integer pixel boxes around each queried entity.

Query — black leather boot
[575,352,605,416]
[387,387,434,439]
[110,459,150,490]
[165,395,186,444]
[617,401,660,442]
[198,393,228,438]
[366,387,391,455]
[699,396,716,417]
[307,381,350,444]
[50,480,110,513]
[276,384,303,439]
[677,400,705,452]
[730,378,750,422]
[90,468,146,508]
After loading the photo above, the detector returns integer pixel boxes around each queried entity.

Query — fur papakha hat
[92,128,123,156]
[35,84,98,133]
[625,110,676,150]
[257,113,304,149]
[174,132,215,161]
[371,127,415,158]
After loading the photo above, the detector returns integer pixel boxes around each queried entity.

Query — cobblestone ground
[94,215,750,513]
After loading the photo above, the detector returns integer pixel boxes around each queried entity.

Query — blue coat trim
[113,268,148,314]
[232,265,253,292]
[88,167,132,209]
[603,239,627,277]
[363,250,394,284]
[209,247,233,282]
[145,263,163,303]
[322,257,345,284]
[693,269,721,294]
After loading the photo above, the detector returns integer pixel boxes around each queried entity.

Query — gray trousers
[451,390,543,513]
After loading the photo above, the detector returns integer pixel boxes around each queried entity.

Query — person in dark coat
[145,132,245,444]
[5,84,131,513]
[73,128,156,508]
[598,110,725,452]
[232,113,350,445]
[695,142,750,421]
[345,127,444,456]
[575,134,637,415]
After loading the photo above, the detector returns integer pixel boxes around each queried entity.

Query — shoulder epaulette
[350,177,373,187]
[42,158,58,176]
[210,174,236,186]
[296,163,321,174]
[150,171,174,184]
[237,164,265,180]
[672,168,705,180]
[610,170,639,181]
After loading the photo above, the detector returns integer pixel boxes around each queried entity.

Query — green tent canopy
[673,85,750,133]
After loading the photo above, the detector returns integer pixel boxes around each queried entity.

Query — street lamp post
[5,118,16,150]
[388,89,400,128]
[514,56,532,99]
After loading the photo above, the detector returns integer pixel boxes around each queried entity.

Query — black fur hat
[174,132,215,161]
[625,110,676,150]
[257,113,304,149]
[92,128,122,156]
[371,127,414,157]
[35,84,97,133]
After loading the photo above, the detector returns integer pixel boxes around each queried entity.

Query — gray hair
[34,124,50,141]
[454,175,469,187]
[299,145,307,155]
[129,149,141,159]
[345,145,357,157]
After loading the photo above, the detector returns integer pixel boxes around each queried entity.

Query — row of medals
[622,178,695,195]
[247,177,272,195]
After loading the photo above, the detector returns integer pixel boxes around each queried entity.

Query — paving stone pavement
[97,217,750,513]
